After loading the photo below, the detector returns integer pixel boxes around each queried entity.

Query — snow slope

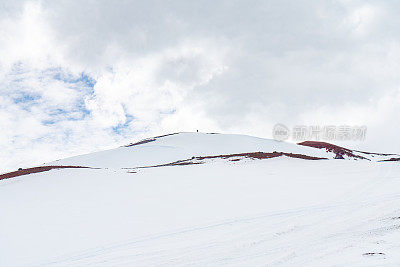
[48,132,336,169]
[1,133,400,266]
[47,133,396,169]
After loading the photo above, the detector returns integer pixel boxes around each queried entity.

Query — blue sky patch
[112,115,135,134]
[12,92,40,104]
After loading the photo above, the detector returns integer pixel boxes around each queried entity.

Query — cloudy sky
[1,0,400,171]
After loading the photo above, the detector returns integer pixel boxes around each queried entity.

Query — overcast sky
[1,0,400,171]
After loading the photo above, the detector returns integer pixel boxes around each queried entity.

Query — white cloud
[346,4,380,36]
[85,40,228,129]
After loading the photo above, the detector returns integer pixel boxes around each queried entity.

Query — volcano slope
[1,132,400,266]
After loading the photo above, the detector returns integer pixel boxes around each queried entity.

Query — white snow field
[1,133,400,266]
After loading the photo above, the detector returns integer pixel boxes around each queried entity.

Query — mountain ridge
[1,132,398,181]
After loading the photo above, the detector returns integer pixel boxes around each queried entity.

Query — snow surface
[48,133,333,168]
[1,133,400,266]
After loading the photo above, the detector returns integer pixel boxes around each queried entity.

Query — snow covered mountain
[1,132,400,266]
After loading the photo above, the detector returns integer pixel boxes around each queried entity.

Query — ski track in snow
[40,194,400,266]
[30,163,400,266]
